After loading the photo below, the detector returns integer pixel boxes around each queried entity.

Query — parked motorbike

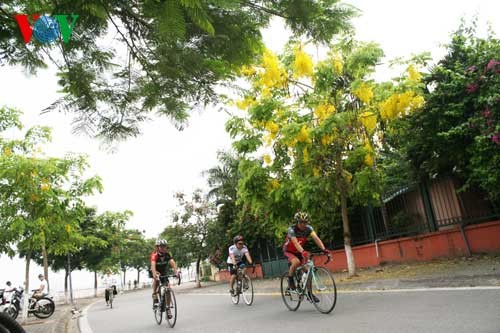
[0,287,54,320]
[0,288,19,319]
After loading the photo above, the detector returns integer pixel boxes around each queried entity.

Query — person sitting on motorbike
[33,274,48,298]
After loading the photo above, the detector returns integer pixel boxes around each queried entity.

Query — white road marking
[180,286,500,296]
[78,300,101,333]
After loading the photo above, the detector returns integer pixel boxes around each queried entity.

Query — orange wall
[215,264,264,282]
[320,220,500,273]
[215,221,500,279]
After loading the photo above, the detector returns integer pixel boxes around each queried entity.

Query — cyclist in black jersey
[150,239,180,316]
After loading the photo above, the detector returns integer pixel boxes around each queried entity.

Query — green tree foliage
[119,228,149,285]
[395,22,500,199]
[0,1,357,140]
[163,189,216,287]
[0,106,102,319]
[226,39,424,275]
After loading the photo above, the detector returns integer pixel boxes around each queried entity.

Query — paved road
[85,288,500,333]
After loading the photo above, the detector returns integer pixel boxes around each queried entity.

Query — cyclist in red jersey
[283,212,330,292]
[150,239,180,318]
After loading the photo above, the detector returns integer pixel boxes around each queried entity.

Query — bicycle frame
[293,254,331,299]
[154,274,180,327]
[231,264,255,306]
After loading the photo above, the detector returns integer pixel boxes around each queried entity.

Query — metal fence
[253,177,500,277]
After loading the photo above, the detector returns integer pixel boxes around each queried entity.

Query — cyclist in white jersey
[227,235,253,296]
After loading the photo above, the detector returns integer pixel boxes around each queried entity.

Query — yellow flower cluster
[263,154,272,165]
[353,83,374,104]
[296,125,311,143]
[407,64,422,82]
[314,103,335,122]
[40,181,50,191]
[359,111,377,133]
[268,178,280,191]
[313,167,321,177]
[379,91,424,120]
[331,54,343,74]
[235,96,256,110]
[302,148,309,164]
[293,47,314,78]
[3,147,12,157]
[241,65,256,76]
[262,121,280,146]
[364,143,374,166]
[260,50,287,89]
[263,134,274,147]
[321,134,334,146]
[265,121,279,136]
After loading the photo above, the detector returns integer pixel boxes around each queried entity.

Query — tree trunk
[195,255,202,288]
[340,180,356,277]
[64,268,69,304]
[137,269,140,284]
[41,240,49,292]
[22,242,33,323]
[94,271,98,297]
[123,269,126,288]
[336,152,356,277]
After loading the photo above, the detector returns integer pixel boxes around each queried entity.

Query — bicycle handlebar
[237,263,256,274]
[158,274,181,286]
[309,252,332,265]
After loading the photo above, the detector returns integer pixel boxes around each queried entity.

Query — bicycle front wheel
[231,282,240,305]
[241,275,254,306]
[166,289,177,328]
[280,271,301,311]
[32,297,55,319]
[2,305,18,320]
[109,292,113,309]
[310,267,337,314]
[154,292,163,325]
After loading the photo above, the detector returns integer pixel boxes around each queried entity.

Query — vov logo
[14,14,79,44]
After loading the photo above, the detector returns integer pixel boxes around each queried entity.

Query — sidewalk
[177,253,500,294]
[20,254,500,332]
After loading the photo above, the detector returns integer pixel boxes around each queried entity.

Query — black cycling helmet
[233,235,244,244]
[294,211,309,223]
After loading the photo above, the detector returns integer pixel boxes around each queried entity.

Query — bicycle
[231,264,254,306]
[26,291,55,319]
[153,274,180,328]
[280,252,337,314]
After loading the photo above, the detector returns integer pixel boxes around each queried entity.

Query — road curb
[76,299,101,333]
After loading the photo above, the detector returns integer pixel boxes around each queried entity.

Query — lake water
[0,256,194,302]
[0,255,151,301]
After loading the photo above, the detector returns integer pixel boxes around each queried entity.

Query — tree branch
[240,1,290,19]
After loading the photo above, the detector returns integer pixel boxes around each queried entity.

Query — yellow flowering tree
[227,40,424,276]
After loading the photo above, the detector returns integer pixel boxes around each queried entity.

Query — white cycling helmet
[156,239,168,246]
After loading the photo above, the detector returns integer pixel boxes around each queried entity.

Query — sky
[1,0,499,292]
